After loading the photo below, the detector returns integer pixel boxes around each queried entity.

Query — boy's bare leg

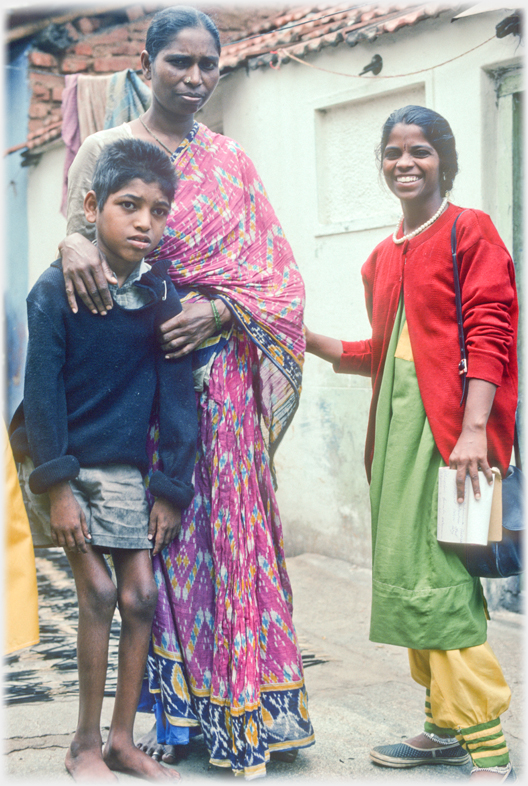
[103,549,180,780]
[65,546,118,781]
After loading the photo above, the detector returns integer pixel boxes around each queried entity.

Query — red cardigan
[337,203,518,480]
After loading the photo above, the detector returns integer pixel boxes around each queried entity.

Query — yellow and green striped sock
[456,718,510,768]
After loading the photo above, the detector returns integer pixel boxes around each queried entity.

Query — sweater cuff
[10,426,29,463]
[336,351,371,375]
[467,352,505,387]
[29,455,81,495]
[149,470,194,509]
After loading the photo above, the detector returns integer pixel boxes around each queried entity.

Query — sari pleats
[143,331,314,777]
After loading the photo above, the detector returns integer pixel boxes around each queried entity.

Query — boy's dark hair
[146,6,221,60]
[377,105,458,197]
[91,138,178,209]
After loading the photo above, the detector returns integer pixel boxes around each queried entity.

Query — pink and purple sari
[139,123,314,778]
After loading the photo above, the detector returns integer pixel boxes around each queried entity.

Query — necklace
[139,116,175,156]
[392,196,449,245]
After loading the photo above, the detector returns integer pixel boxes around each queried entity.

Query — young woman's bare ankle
[405,731,453,749]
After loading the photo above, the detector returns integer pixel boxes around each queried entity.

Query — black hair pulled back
[377,105,458,197]
[145,5,221,61]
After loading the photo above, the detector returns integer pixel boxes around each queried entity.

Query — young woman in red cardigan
[306,105,518,782]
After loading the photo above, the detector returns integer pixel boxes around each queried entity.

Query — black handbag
[450,212,524,578]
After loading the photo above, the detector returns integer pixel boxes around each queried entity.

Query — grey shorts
[18,457,151,551]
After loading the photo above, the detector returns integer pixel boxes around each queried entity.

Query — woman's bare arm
[58,234,117,315]
[305,326,343,365]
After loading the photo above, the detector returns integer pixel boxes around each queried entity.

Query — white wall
[27,143,68,287]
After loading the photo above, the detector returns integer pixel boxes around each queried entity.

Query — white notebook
[437,467,502,545]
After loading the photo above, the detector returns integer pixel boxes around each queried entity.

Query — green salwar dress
[368,299,488,650]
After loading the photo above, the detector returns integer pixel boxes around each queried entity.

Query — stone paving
[3,550,524,784]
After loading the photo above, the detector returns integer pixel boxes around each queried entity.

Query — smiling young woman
[381,124,443,228]
[306,105,518,782]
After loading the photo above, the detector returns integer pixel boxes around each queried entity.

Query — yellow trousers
[5,426,39,654]
[409,644,511,767]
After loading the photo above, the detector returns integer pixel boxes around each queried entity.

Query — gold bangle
[211,299,222,332]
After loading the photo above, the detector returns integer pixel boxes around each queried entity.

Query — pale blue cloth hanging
[104,69,151,129]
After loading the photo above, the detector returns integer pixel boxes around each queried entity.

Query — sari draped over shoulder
[140,123,314,778]
[147,122,305,466]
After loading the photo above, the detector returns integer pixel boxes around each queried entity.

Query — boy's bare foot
[104,739,181,780]
[66,741,118,781]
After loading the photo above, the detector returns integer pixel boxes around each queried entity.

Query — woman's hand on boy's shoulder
[58,233,117,315]
[148,498,182,555]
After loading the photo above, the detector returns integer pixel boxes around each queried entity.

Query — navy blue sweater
[10,259,197,509]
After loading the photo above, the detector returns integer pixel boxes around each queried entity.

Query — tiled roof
[220,3,455,71]
[12,3,459,155]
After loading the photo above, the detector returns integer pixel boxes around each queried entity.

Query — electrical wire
[269,34,497,78]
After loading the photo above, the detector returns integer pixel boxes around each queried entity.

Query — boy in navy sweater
[10,138,196,781]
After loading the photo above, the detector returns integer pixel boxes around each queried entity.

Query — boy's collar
[133,260,172,296]
[137,260,172,279]
[108,259,150,291]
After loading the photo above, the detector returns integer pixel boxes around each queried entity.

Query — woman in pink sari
[59,6,314,779]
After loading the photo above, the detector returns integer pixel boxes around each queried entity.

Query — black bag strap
[514,416,522,470]
[450,212,468,406]
[452,211,522,467]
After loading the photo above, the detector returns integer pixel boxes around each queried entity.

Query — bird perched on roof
[359,54,383,75]
[495,12,521,39]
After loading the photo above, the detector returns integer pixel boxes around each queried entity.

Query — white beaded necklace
[392,196,449,245]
